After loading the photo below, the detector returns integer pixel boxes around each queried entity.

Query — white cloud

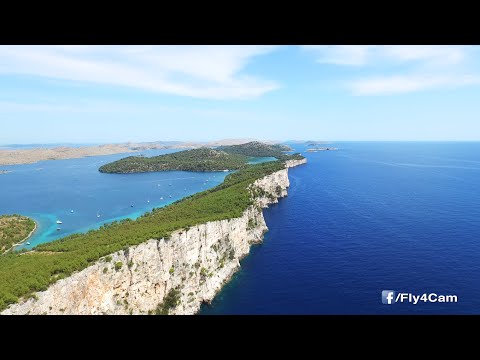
[349,74,480,95]
[0,45,280,99]
[302,45,479,95]
[302,45,467,67]
[302,45,374,66]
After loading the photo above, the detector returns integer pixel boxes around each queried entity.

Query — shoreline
[6,221,37,254]
[0,140,263,166]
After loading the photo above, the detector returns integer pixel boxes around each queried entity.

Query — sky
[1,45,480,144]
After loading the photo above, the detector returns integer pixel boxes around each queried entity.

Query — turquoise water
[0,151,276,250]
[0,149,235,250]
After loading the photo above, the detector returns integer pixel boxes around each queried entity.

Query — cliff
[2,160,306,315]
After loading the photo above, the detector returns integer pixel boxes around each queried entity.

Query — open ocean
[2,142,480,314]
[201,142,480,314]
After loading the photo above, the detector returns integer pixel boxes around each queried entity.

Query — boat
[26,242,31,245]
[169,195,172,198]
[71,210,74,213]
[97,213,101,218]
[169,184,172,186]
[56,228,61,231]
[160,197,164,200]
[56,220,63,224]
[147,200,150,203]
[131,204,134,207]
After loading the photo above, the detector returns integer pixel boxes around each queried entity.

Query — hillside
[99,148,248,174]
[0,215,36,254]
[217,141,292,158]
[0,161,288,311]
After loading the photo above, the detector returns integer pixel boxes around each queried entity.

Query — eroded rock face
[2,160,306,315]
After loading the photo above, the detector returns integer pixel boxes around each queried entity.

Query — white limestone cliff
[2,160,306,315]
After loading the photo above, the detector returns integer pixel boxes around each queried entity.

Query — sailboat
[56,220,63,224]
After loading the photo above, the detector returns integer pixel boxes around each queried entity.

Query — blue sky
[1,45,480,144]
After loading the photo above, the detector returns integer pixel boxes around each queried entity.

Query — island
[0,215,36,254]
[0,139,278,166]
[0,153,307,314]
[99,142,302,174]
[99,148,248,173]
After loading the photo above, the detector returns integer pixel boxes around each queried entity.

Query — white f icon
[386,292,394,304]
[382,290,396,305]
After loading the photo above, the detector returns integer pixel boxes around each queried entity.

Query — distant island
[0,139,279,166]
[307,147,338,152]
[0,215,36,254]
[99,142,302,174]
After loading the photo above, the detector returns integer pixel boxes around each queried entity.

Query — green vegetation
[0,160,289,311]
[0,215,36,254]
[217,141,292,158]
[114,262,123,271]
[99,142,303,174]
[155,288,181,315]
[99,148,248,173]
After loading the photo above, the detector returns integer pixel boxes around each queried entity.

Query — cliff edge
[2,159,306,315]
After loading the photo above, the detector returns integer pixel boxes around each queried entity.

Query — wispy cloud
[349,74,480,95]
[0,45,281,100]
[302,45,479,95]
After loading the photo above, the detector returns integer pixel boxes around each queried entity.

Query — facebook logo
[382,290,396,305]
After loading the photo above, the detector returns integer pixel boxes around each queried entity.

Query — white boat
[97,214,101,218]
[71,210,74,213]
[26,242,31,245]
[160,197,164,200]
[147,200,150,203]
[56,220,63,224]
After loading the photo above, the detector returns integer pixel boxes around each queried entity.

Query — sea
[0,149,240,250]
[1,142,480,314]
[201,142,480,314]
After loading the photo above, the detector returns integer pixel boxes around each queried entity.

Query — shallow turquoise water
[0,149,235,249]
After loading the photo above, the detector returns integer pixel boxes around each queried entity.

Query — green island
[216,141,292,158]
[0,215,36,254]
[0,158,303,311]
[98,142,300,174]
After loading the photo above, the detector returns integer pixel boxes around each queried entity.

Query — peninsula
[0,155,307,314]
[0,215,36,254]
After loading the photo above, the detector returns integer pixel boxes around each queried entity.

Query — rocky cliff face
[2,160,306,315]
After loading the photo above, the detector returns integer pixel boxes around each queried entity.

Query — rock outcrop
[2,160,306,315]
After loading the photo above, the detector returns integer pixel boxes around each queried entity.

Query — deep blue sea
[2,142,480,314]
[201,142,480,314]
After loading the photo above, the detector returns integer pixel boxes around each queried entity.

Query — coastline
[1,159,307,315]
[3,220,37,254]
[0,139,263,166]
